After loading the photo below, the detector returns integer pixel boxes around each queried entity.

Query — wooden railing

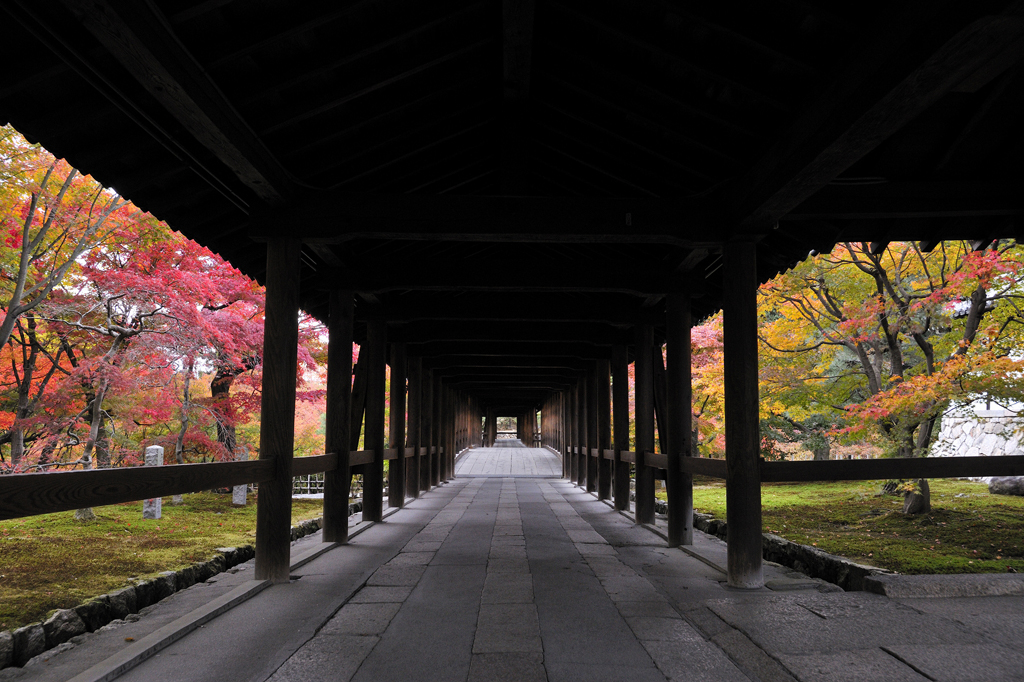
[572,449,1024,482]
[0,446,448,522]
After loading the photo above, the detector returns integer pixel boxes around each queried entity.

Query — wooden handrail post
[612,344,630,510]
[323,289,354,543]
[577,378,587,488]
[635,323,656,525]
[407,356,422,499]
[388,342,407,508]
[569,381,579,484]
[431,373,442,486]
[587,362,599,493]
[723,241,764,588]
[596,358,612,501]
[255,238,300,583]
[666,293,693,547]
[362,320,387,522]
[422,368,434,492]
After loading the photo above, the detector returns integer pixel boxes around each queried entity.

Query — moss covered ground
[676,477,1024,576]
[0,493,324,631]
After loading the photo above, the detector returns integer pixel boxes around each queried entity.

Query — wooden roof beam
[734,3,1024,234]
[784,179,1024,221]
[59,0,294,205]
[248,195,713,246]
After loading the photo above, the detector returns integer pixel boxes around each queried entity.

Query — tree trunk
[75,381,109,521]
[812,439,831,461]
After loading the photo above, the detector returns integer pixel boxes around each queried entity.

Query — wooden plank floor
[454,444,562,477]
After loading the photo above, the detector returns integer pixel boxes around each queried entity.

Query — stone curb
[864,572,1024,598]
[0,507,358,672]
[691,511,892,591]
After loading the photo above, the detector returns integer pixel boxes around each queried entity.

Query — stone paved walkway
[454,445,562,477]
[12,448,1024,682]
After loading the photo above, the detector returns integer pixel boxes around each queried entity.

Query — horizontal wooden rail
[645,452,669,470]
[0,460,274,521]
[603,449,615,460]
[620,451,636,464]
[405,447,416,458]
[350,450,375,467]
[760,455,1024,482]
[292,453,338,476]
[383,448,398,460]
[680,457,728,478]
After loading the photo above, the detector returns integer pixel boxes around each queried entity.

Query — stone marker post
[143,446,163,520]
[233,446,249,506]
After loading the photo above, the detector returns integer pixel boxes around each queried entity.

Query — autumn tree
[0,126,125,351]
[759,240,1024,476]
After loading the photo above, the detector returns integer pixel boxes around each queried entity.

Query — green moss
[0,493,324,630]
[680,477,1024,576]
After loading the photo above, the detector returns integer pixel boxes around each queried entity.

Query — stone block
[153,573,177,601]
[12,625,44,667]
[143,445,163,520]
[106,587,136,619]
[468,653,546,682]
[43,609,85,648]
[625,616,702,642]
[73,597,111,632]
[348,586,414,603]
[0,631,12,669]
[472,604,542,653]
[319,603,401,636]
[777,649,928,682]
[133,579,156,610]
[989,476,1024,496]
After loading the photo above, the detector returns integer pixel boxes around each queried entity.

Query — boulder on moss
[989,476,1024,496]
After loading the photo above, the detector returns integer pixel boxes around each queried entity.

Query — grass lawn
[674,477,1024,576]
[0,493,324,631]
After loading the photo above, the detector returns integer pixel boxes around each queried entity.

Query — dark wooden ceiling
[3,0,1023,410]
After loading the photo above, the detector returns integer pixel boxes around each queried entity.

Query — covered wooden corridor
[4,1,1024,678]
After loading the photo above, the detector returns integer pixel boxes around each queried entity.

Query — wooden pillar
[635,324,656,525]
[666,293,694,547]
[723,241,764,589]
[577,378,588,487]
[596,358,612,501]
[362,320,386,522]
[254,238,300,582]
[612,345,630,510]
[407,356,422,499]
[388,343,407,508]
[568,384,578,482]
[323,290,353,543]
[431,374,441,486]
[422,368,434,492]
[586,364,599,493]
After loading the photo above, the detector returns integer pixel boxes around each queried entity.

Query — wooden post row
[666,293,693,547]
[323,290,353,543]
[362,320,386,522]
[254,238,301,582]
[612,345,630,511]
[723,241,764,589]
[635,324,656,525]
[596,359,611,501]
[388,343,407,509]
[407,356,422,499]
